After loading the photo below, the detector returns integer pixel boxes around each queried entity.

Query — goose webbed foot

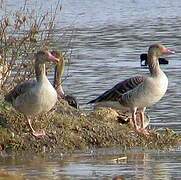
[32,129,46,137]
[27,117,46,138]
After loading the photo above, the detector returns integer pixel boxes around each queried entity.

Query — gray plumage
[88,76,145,103]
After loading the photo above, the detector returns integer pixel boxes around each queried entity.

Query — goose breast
[15,79,57,116]
[120,73,168,109]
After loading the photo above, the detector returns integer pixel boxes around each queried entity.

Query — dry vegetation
[0,0,64,91]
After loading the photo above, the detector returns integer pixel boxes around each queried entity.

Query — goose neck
[53,61,65,97]
[147,54,161,76]
[35,61,46,82]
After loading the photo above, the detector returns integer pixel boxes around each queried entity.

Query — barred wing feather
[5,80,36,103]
[88,76,145,103]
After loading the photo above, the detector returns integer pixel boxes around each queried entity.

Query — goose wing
[88,76,145,103]
[5,80,36,104]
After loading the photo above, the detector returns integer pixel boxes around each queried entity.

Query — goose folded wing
[88,76,145,103]
[5,80,36,103]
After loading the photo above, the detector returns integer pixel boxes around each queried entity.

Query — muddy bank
[0,98,180,153]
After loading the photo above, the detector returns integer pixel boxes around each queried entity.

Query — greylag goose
[51,50,78,109]
[89,44,174,134]
[140,53,168,66]
[5,50,59,137]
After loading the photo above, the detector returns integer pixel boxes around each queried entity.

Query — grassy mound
[0,97,180,153]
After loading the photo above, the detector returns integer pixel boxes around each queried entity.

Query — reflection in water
[0,149,181,179]
[0,169,24,180]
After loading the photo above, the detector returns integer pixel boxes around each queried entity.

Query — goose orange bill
[48,52,59,63]
[162,48,175,55]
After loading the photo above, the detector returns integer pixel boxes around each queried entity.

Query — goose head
[147,44,174,75]
[35,50,59,64]
[148,44,175,58]
[34,50,59,81]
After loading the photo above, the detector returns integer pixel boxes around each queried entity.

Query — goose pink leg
[131,108,149,135]
[137,108,149,135]
[131,108,139,131]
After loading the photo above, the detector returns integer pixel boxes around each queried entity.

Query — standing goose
[5,50,59,137]
[89,44,174,134]
[51,50,78,109]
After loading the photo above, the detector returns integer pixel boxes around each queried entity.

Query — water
[0,148,181,179]
[1,0,181,179]
[57,0,181,132]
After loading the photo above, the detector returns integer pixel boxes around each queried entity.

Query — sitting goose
[51,50,78,109]
[89,44,174,134]
[5,50,59,137]
[140,53,168,66]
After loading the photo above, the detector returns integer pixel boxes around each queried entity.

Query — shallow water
[1,0,181,179]
[0,148,181,180]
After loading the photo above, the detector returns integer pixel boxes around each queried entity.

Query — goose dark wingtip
[87,99,96,104]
